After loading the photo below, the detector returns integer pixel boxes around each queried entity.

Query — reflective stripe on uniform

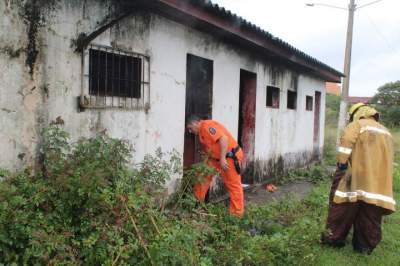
[338,146,352,155]
[360,126,392,137]
[335,190,396,205]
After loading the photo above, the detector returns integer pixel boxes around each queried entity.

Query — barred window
[81,44,150,110]
[89,49,142,98]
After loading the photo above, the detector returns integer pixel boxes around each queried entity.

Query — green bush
[0,124,182,265]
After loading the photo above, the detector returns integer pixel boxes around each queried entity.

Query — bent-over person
[186,115,244,217]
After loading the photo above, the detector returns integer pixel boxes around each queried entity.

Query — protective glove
[336,162,348,171]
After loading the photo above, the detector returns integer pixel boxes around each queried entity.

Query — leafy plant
[0,168,10,178]
[168,160,217,211]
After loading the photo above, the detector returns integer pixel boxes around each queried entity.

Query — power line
[356,0,384,9]
[364,12,398,54]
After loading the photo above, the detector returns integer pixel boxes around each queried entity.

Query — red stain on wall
[239,70,257,163]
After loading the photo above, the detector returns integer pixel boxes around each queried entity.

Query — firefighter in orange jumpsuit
[186,115,244,217]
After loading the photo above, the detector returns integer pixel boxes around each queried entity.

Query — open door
[238,69,257,167]
[183,54,213,168]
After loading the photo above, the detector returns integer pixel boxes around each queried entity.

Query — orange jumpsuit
[193,120,244,217]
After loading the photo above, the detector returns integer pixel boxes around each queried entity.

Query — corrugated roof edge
[191,0,343,77]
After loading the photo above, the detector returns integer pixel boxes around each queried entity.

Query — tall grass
[323,94,340,166]
[391,128,400,163]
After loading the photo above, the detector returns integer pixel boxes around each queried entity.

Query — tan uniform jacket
[335,118,395,212]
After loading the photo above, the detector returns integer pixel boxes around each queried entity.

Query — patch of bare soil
[244,181,313,206]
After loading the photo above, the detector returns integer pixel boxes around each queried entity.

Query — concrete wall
[0,0,326,190]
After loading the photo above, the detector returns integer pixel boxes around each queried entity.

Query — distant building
[326,82,341,96]
[347,97,373,104]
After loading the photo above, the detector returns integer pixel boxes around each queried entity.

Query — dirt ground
[211,181,314,206]
[244,181,314,206]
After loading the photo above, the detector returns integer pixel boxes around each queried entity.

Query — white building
[0,0,342,190]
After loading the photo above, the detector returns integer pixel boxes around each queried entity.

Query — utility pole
[307,0,384,142]
[337,0,356,144]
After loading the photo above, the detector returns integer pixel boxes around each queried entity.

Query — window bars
[81,44,150,110]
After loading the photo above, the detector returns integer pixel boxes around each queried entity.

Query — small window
[82,44,150,110]
[306,96,313,111]
[266,86,280,108]
[287,90,297,110]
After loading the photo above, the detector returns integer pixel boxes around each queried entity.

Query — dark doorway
[313,91,321,149]
[238,70,257,165]
[183,54,213,168]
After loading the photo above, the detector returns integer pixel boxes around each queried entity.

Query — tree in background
[372,81,400,127]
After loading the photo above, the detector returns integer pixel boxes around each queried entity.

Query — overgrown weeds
[1,124,398,265]
[167,160,217,212]
[0,124,331,265]
[278,164,332,185]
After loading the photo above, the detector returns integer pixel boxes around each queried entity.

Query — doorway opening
[238,69,257,171]
[183,54,213,168]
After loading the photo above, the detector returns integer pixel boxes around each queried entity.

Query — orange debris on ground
[266,184,278,193]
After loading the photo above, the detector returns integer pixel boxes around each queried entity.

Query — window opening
[306,95,313,111]
[266,86,280,108]
[287,90,297,110]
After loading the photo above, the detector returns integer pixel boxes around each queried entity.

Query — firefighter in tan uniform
[321,103,396,254]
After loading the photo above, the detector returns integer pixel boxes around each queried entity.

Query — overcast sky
[212,0,400,96]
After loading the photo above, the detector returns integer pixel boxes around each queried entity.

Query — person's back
[335,117,395,211]
[322,103,395,254]
[198,120,239,159]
